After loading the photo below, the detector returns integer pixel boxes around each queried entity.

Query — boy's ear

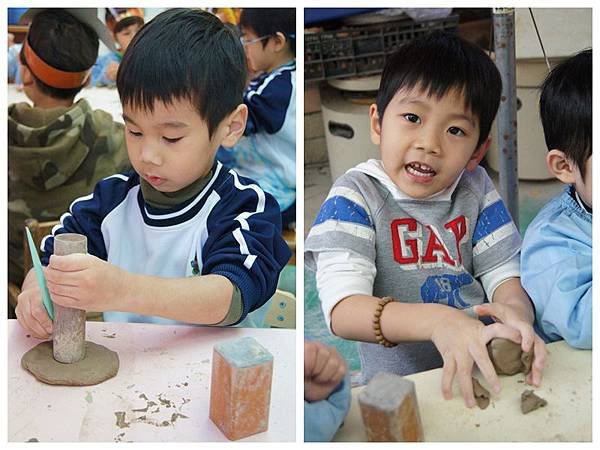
[546,149,578,184]
[219,104,248,147]
[369,104,382,146]
[465,137,491,171]
[272,32,288,53]
[20,65,34,86]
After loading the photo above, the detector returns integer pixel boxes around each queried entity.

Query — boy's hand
[45,254,128,312]
[304,340,347,402]
[15,270,53,339]
[430,308,522,408]
[474,302,546,387]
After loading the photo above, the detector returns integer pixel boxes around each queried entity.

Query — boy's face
[240,26,271,73]
[371,86,487,199]
[123,98,223,192]
[115,23,142,52]
[575,155,592,208]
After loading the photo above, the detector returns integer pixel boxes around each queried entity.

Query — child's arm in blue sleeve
[243,69,293,136]
[521,224,592,349]
[201,170,291,323]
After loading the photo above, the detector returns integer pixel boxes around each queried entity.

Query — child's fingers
[331,363,346,387]
[314,354,345,384]
[45,267,80,287]
[471,344,501,394]
[440,353,457,400]
[15,305,44,338]
[473,303,497,318]
[28,294,53,335]
[304,342,317,375]
[456,359,476,408]
[312,344,331,376]
[528,336,546,387]
[15,297,50,339]
[48,253,89,272]
[481,322,521,345]
[48,291,81,309]
[515,323,535,353]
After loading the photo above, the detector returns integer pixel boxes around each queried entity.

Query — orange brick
[359,372,424,442]
[209,337,273,440]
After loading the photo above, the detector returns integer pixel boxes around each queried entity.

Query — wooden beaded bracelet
[373,296,397,347]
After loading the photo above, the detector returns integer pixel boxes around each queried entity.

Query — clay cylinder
[52,234,87,364]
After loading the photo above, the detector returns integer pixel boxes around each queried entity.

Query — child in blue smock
[521,49,592,349]
[304,340,351,442]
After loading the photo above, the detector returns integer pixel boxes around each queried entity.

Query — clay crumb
[201,359,210,363]
[472,377,490,410]
[115,411,131,428]
[26,438,39,442]
[521,390,547,414]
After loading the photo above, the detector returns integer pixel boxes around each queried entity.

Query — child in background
[8,8,129,293]
[90,8,144,87]
[304,340,351,442]
[521,49,592,349]
[305,32,545,408]
[218,8,296,229]
[16,9,291,338]
[8,33,22,84]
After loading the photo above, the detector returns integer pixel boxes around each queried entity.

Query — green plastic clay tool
[25,227,54,321]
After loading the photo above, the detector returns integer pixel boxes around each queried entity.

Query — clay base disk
[21,340,119,386]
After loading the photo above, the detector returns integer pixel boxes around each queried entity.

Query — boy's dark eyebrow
[158,121,189,129]
[121,114,189,129]
[396,98,475,124]
[122,114,137,125]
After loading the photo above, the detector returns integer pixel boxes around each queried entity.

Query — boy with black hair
[218,8,296,229]
[521,49,592,349]
[8,8,129,293]
[16,9,290,336]
[305,31,545,408]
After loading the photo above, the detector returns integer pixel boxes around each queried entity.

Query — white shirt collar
[348,159,463,202]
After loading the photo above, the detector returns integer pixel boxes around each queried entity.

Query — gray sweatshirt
[305,161,522,382]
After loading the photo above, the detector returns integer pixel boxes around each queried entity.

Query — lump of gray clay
[21,340,119,386]
[521,389,547,414]
[487,338,533,375]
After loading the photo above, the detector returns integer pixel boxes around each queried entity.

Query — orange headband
[23,38,90,89]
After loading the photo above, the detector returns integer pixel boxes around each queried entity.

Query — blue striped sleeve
[202,169,291,323]
[472,200,512,245]
[313,196,372,227]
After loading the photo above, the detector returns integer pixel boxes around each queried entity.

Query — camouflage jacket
[8,98,130,286]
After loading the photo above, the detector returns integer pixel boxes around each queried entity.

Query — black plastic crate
[305,15,459,82]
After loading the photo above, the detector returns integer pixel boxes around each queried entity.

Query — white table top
[8,320,295,442]
[334,341,591,442]
[8,85,123,123]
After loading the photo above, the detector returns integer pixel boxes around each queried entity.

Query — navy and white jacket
[218,60,296,211]
[40,161,291,325]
